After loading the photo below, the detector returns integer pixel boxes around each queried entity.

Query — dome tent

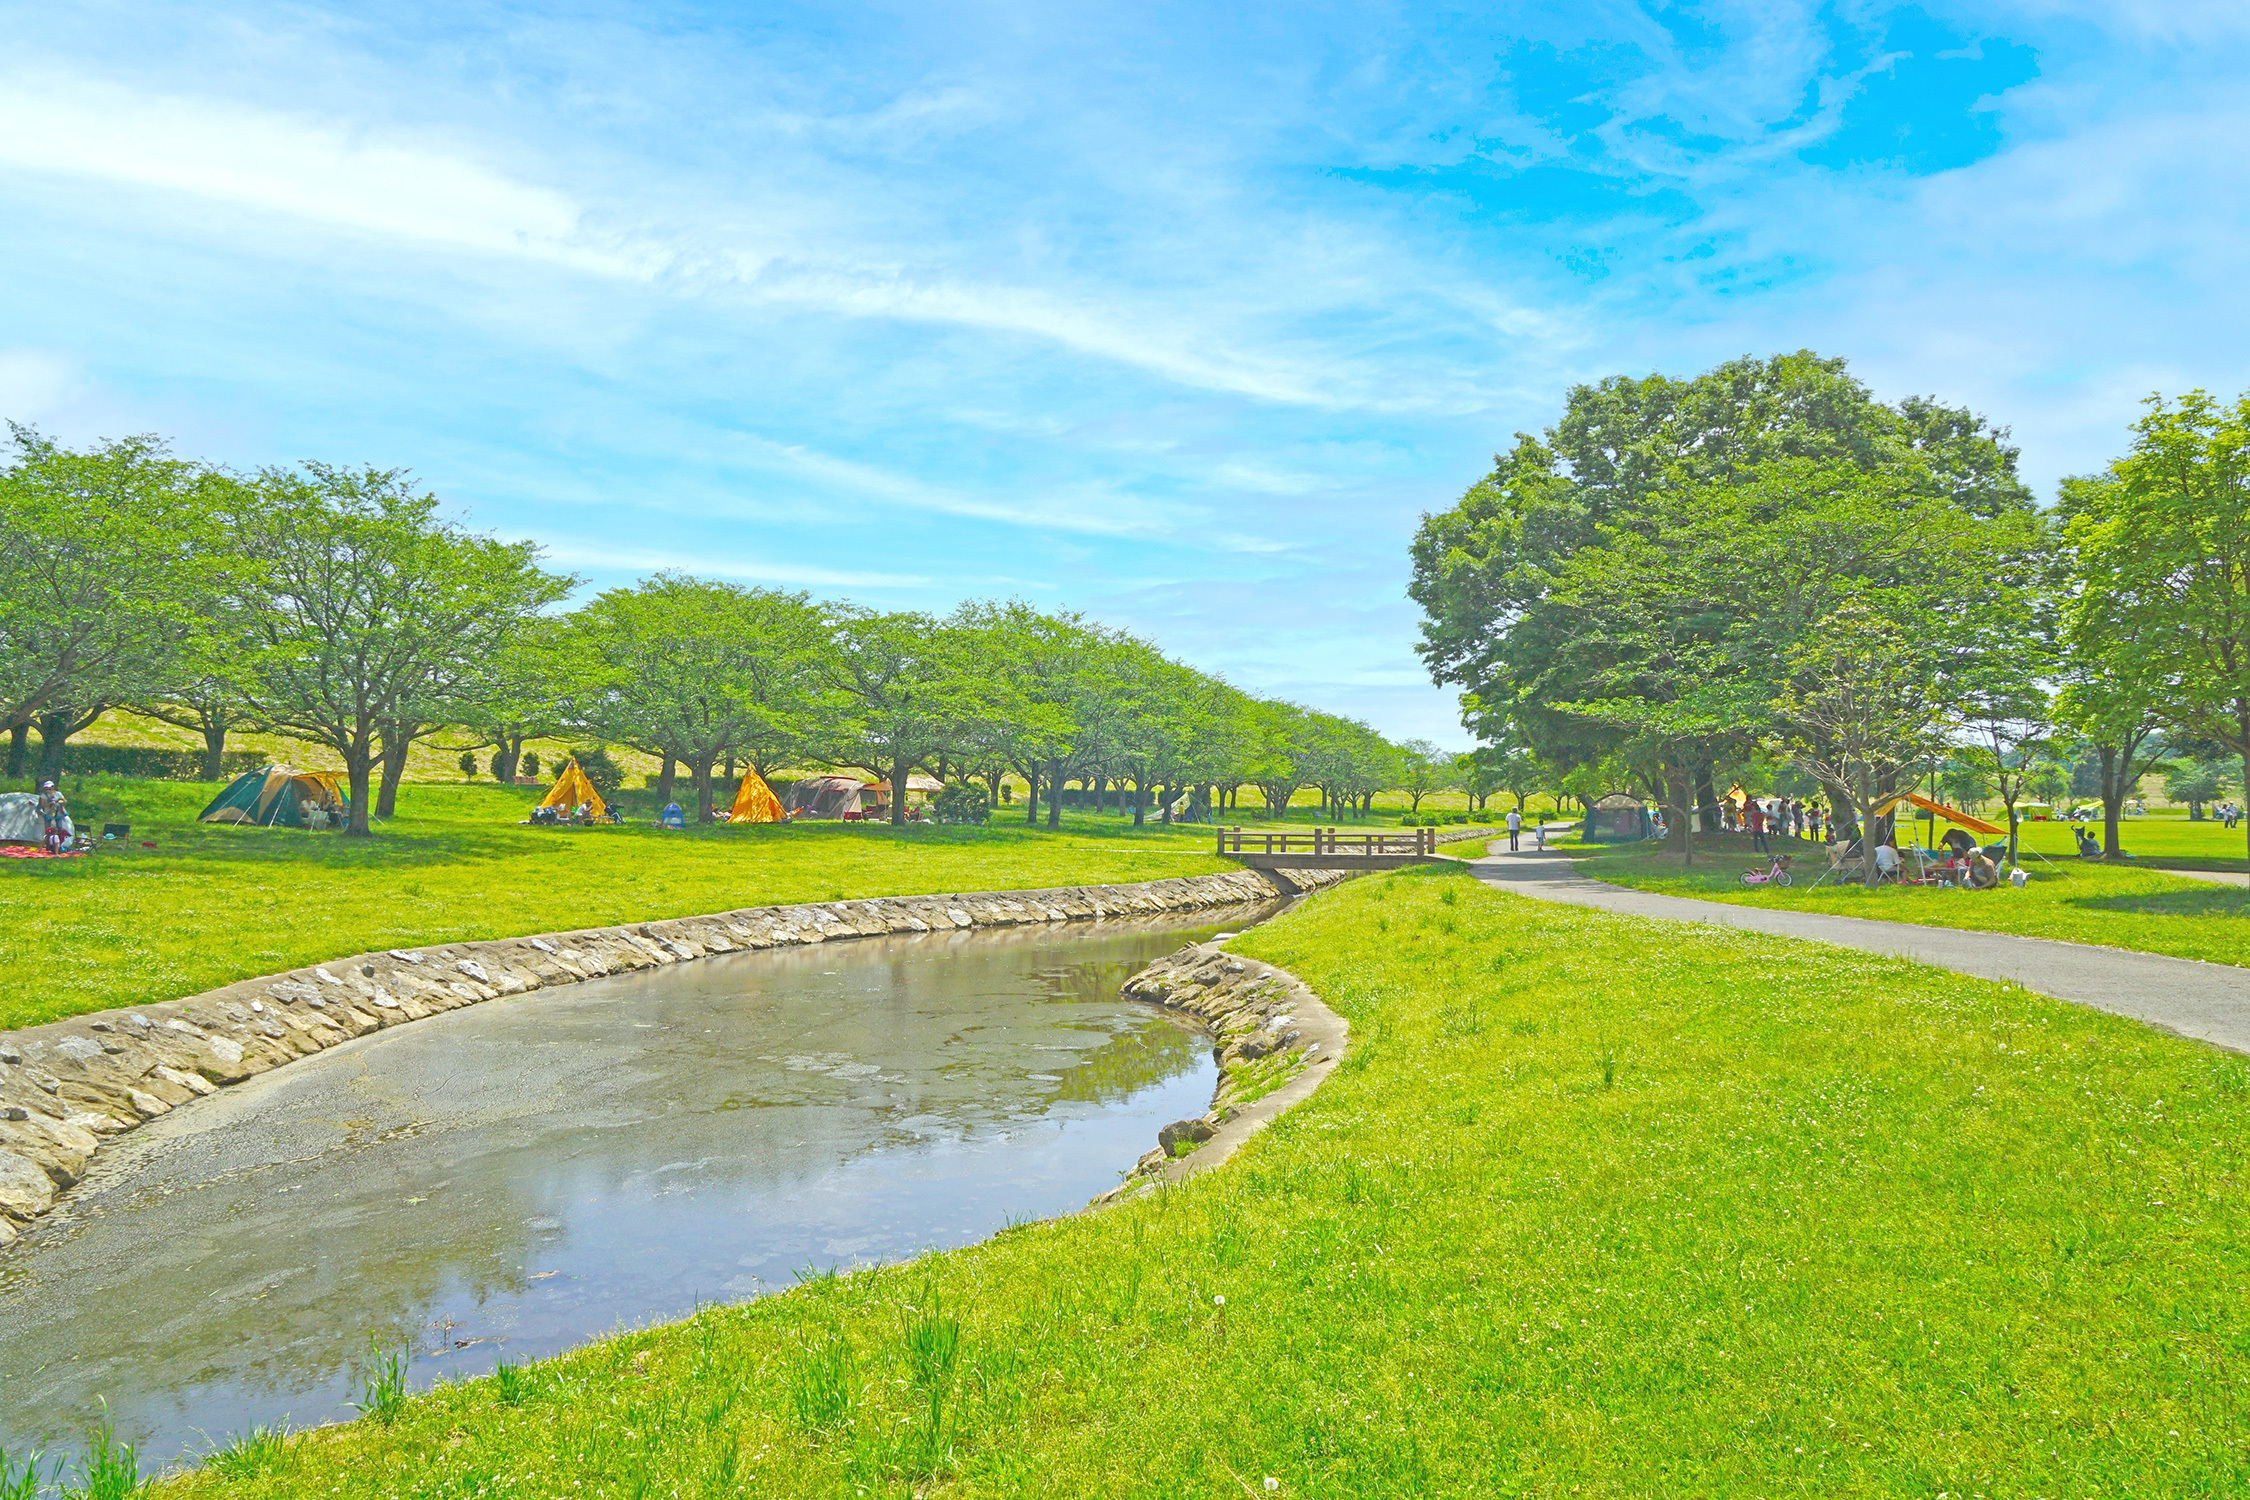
[1582,791,1654,844]
[199,766,347,827]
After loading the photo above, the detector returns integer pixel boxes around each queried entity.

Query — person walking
[1747,796,1768,853]
[1506,806,1522,851]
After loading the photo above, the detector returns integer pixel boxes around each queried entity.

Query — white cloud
[537,541,929,591]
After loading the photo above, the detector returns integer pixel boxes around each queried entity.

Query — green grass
[0,777,1230,1031]
[152,869,2250,1497]
[1574,832,2250,970]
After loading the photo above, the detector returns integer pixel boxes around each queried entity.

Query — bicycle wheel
[1774,871,1792,887]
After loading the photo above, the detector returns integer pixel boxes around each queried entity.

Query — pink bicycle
[1741,853,1794,887]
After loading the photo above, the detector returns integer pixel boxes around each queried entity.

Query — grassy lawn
[1,777,1230,1032]
[141,867,2250,1497]
[1571,832,2250,969]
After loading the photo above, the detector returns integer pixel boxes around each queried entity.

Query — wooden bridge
[1214,825,1447,876]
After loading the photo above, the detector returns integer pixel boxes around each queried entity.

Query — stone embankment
[1095,938,1351,1204]
[0,866,1350,1246]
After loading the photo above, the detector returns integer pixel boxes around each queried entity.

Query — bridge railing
[1215,826,1437,857]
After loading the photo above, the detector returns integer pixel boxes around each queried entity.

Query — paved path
[1469,846,2250,1056]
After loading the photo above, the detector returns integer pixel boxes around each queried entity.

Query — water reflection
[0,905,1271,1470]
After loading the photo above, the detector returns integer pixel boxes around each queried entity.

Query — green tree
[559,576,828,824]
[0,425,236,782]
[1395,739,1454,813]
[2065,389,2250,868]
[822,608,978,827]
[239,464,573,835]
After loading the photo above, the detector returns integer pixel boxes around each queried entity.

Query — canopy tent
[537,759,607,820]
[1866,790,2005,837]
[784,775,865,819]
[0,792,70,845]
[199,766,346,827]
[729,770,784,823]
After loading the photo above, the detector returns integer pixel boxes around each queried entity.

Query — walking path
[1469,845,2250,1057]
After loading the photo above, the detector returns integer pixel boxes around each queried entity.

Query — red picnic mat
[0,845,89,859]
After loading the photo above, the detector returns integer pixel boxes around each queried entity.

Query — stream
[0,903,1275,1472]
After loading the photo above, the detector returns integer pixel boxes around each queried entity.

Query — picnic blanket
[0,845,88,860]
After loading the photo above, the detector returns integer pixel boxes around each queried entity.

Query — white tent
[0,792,70,844]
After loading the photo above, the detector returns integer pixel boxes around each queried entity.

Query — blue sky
[4,1,2246,745]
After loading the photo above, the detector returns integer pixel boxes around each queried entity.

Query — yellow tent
[537,759,607,820]
[729,770,784,823]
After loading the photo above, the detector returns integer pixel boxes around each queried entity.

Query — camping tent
[1583,792,1653,843]
[0,792,70,844]
[784,775,865,819]
[537,759,607,820]
[729,770,784,823]
[1866,790,2004,837]
[860,772,943,815]
[199,766,347,827]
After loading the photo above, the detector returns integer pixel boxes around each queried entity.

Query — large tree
[559,575,829,823]
[0,425,234,781]
[1409,352,2035,799]
[822,608,978,826]
[239,464,572,835]
[2062,393,2250,866]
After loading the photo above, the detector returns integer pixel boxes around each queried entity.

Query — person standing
[1506,806,1522,851]
[36,781,69,851]
[1747,796,1768,853]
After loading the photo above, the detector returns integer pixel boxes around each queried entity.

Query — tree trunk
[36,709,72,782]
[1694,763,1720,835]
[1131,776,1146,826]
[1663,762,1691,858]
[693,753,717,824]
[1023,764,1039,825]
[5,721,26,779]
[892,759,908,826]
[983,768,1006,812]
[201,720,229,780]
[346,739,375,837]
[375,733,410,819]
[1858,763,1878,888]
[657,755,677,804]
[1046,761,1062,828]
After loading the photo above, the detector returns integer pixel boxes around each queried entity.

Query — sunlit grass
[152,869,2250,1497]
[0,777,1230,1029]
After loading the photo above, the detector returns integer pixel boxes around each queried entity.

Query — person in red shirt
[1747,796,1768,853]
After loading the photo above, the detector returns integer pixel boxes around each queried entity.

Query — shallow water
[0,906,1269,1471]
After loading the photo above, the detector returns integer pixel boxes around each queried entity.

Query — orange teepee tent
[538,759,607,820]
[729,770,784,823]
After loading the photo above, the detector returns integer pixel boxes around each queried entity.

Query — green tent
[198,766,348,828]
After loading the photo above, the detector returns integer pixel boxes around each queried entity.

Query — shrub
[457,751,479,779]
[41,744,264,781]
[521,750,542,781]
[566,748,622,799]
[932,781,992,824]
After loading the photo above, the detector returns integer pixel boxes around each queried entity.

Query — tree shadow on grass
[2063,889,2250,918]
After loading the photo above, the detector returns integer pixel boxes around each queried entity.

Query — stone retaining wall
[0,866,1351,1246]
[1093,938,1352,1205]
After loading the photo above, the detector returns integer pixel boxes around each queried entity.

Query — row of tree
[0,424,1418,836]
[1411,351,2250,879]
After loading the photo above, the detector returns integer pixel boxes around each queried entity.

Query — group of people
[1727,796,1824,851]
[529,801,613,826]
[36,780,75,853]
